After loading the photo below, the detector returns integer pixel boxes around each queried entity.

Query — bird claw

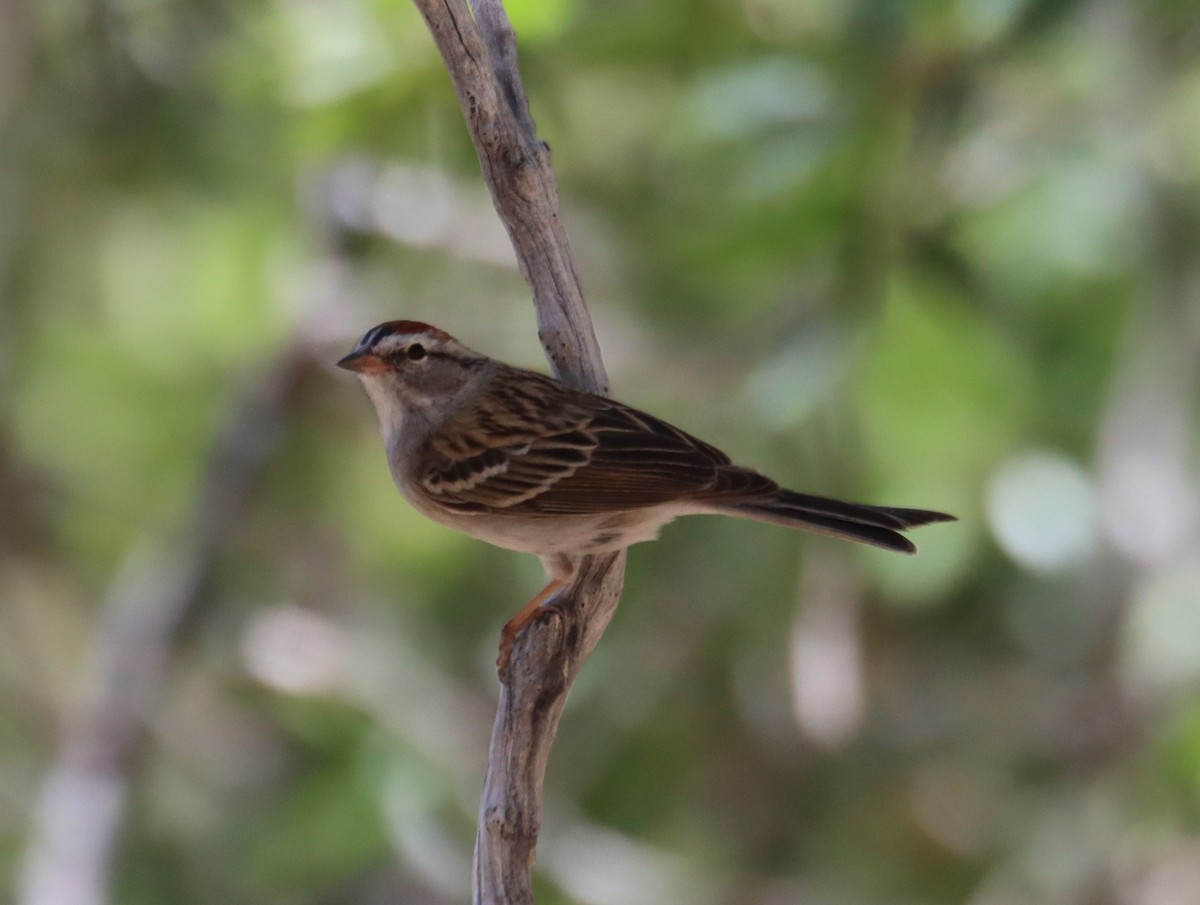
[496,597,566,683]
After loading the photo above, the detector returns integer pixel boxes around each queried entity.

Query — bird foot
[496,579,565,682]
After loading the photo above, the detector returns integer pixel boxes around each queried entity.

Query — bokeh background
[4,0,1200,903]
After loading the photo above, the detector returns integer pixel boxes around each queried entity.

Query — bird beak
[337,346,387,374]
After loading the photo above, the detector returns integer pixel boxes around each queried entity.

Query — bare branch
[17,350,320,905]
[410,2,628,903]
[411,0,609,394]
[474,555,625,905]
[473,0,538,141]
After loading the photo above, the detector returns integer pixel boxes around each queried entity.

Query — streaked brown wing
[416,370,776,515]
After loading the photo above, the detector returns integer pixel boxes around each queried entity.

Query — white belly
[409,492,692,558]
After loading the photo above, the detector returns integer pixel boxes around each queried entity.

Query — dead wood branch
[409,2,628,902]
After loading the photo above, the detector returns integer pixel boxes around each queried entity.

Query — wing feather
[414,369,774,515]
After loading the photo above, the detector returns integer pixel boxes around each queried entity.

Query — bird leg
[497,579,565,681]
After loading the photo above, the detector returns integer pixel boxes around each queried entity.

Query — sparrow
[338,320,954,678]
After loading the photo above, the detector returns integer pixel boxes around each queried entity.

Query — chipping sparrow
[339,320,954,678]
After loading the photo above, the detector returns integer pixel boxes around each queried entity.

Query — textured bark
[410,2,627,903]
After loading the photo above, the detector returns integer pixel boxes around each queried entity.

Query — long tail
[724,490,956,554]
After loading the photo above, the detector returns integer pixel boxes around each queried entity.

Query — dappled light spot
[241,605,349,695]
[787,567,864,749]
[986,451,1098,572]
[1120,561,1200,699]
[1100,447,1197,568]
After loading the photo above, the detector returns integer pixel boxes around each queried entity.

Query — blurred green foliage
[4,0,1200,903]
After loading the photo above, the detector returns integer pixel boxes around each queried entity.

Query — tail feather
[727,490,955,554]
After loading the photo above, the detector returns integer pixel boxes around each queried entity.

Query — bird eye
[406,343,427,361]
